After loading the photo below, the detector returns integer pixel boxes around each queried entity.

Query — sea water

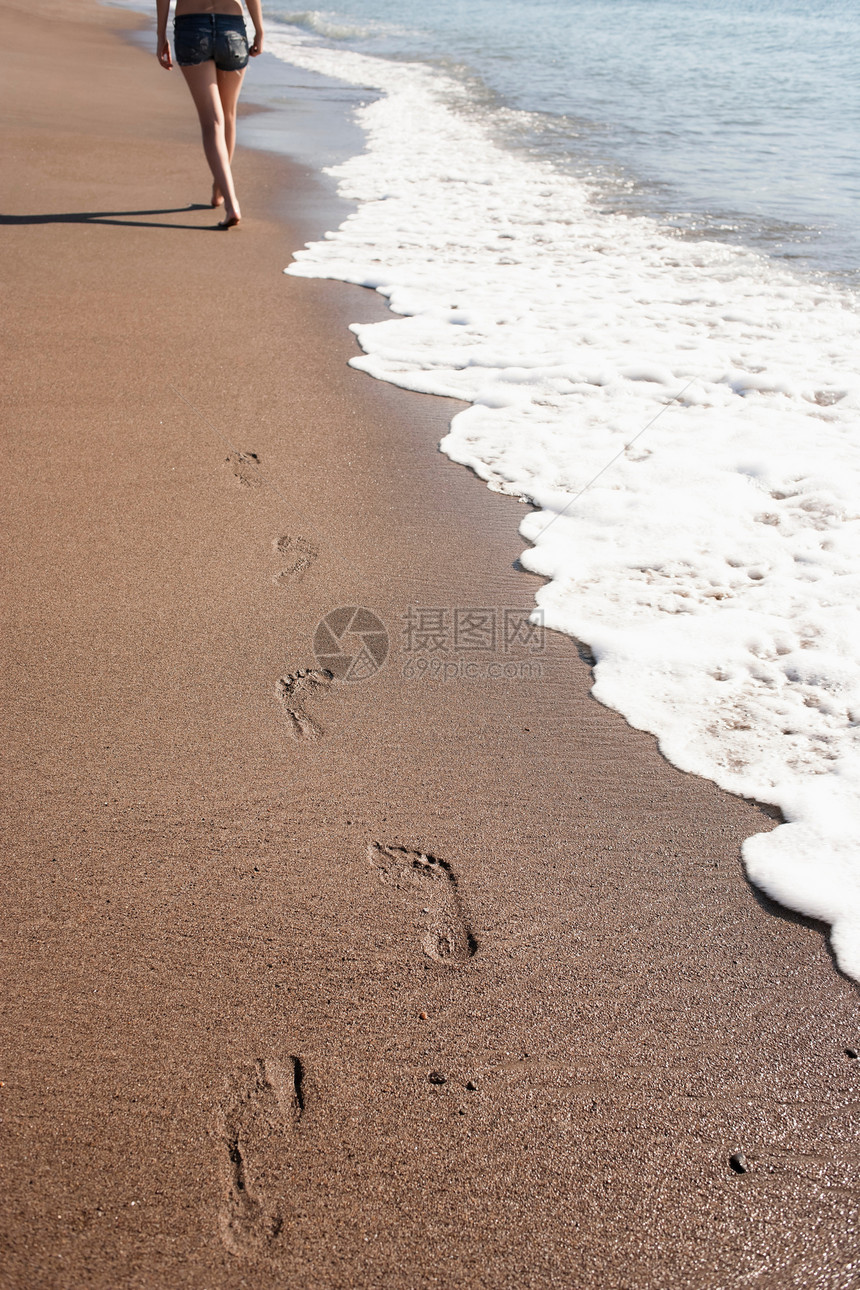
[270,0,859,283]
[266,1,860,980]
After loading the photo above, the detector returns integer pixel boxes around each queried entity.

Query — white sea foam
[270,27,860,980]
[271,9,389,41]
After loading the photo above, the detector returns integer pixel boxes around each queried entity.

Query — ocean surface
[269,0,860,284]
[119,1,860,979]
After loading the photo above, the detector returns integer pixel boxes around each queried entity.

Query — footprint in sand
[276,668,332,739]
[218,1056,304,1257]
[368,842,478,966]
[226,450,263,488]
[272,535,319,585]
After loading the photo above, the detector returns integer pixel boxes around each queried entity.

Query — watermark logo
[313,606,389,682]
[401,605,545,682]
[312,605,544,684]
[402,607,544,655]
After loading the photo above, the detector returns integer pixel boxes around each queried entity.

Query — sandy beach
[1,2,858,1286]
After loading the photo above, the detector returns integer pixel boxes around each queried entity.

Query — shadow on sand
[0,204,221,231]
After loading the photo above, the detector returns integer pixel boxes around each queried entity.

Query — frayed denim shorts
[173,14,249,71]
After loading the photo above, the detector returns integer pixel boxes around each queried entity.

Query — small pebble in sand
[729,1152,748,1174]
[428,1071,447,1085]
[845,1047,859,1059]
[418,1011,428,1020]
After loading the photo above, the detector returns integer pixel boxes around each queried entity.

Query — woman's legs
[180,61,245,222]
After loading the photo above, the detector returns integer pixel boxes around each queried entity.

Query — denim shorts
[173,14,249,71]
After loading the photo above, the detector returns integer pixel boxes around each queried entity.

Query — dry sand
[1,2,858,1286]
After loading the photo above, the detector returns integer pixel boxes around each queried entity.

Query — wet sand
[1,2,858,1286]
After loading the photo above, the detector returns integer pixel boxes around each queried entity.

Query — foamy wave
[273,9,378,41]
[270,31,860,981]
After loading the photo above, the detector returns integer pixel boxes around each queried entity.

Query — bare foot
[211,183,224,208]
[217,211,241,229]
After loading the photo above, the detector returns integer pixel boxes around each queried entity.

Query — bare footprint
[272,535,319,584]
[368,842,477,965]
[226,450,262,488]
[276,668,332,739]
[218,1057,303,1257]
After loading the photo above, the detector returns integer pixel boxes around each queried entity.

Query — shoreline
[2,2,858,1287]
[274,18,860,983]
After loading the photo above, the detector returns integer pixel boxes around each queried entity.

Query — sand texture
[1,2,859,1286]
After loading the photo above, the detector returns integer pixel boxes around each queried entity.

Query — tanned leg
[212,66,246,209]
[180,60,242,224]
